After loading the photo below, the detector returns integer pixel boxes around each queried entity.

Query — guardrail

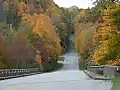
[88,66,120,71]
[87,66,120,78]
[88,66,104,71]
[0,68,40,80]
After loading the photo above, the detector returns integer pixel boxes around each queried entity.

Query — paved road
[0,35,112,90]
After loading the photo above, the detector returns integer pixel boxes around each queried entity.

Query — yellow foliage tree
[26,14,62,71]
[93,9,120,65]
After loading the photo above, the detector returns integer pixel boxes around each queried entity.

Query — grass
[112,73,120,90]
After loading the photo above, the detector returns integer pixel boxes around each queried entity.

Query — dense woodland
[74,0,120,66]
[0,0,120,72]
[0,0,79,71]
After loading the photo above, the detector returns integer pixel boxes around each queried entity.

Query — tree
[93,5,120,65]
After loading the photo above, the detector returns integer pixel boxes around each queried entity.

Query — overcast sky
[53,0,95,9]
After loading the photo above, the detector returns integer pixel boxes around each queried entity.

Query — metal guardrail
[0,68,40,80]
[88,66,104,71]
[88,66,120,71]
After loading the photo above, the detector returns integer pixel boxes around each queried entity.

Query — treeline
[0,0,73,71]
[74,0,120,66]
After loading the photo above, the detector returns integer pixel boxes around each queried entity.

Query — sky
[53,0,95,9]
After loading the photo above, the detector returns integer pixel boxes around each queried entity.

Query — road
[0,35,112,90]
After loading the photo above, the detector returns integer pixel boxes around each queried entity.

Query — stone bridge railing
[0,68,40,80]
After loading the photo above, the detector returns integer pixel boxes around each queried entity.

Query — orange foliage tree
[26,14,62,71]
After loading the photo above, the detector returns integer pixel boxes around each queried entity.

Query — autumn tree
[25,14,62,71]
[93,4,120,65]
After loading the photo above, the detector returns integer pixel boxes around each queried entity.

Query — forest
[0,0,79,72]
[74,0,120,66]
[0,0,120,72]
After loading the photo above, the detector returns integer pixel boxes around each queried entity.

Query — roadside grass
[112,73,120,90]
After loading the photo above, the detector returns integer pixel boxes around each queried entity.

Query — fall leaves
[74,5,120,66]
[0,0,68,71]
[93,8,120,65]
[26,14,62,71]
[0,23,36,68]
[74,7,120,66]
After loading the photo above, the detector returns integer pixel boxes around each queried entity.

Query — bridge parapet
[0,68,40,80]
[88,66,120,79]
